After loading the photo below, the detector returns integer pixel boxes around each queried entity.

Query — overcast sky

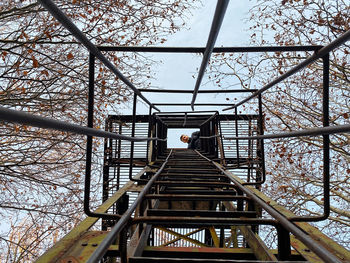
[120,1,255,147]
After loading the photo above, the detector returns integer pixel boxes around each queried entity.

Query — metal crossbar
[191,0,229,110]
[223,123,350,140]
[97,45,323,53]
[0,106,164,142]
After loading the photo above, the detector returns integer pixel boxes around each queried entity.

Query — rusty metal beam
[53,231,119,263]
[291,235,323,263]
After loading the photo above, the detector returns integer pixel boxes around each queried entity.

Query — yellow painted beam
[291,235,323,263]
[208,227,220,247]
[36,170,146,263]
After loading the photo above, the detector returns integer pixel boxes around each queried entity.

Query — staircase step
[159,190,238,194]
[145,194,249,201]
[130,258,307,263]
[154,181,236,187]
[147,209,256,218]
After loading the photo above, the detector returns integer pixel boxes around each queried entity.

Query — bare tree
[0,0,199,261]
[209,0,350,248]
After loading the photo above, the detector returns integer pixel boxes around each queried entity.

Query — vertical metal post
[258,94,266,185]
[146,106,152,165]
[117,124,122,188]
[102,119,110,205]
[277,225,291,260]
[84,53,95,216]
[218,115,226,162]
[235,108,240,167]
[211,120,216,157]
[84,53,121,219]
[119,228,128,263]
[220,203,225,247]
[322,53,330,219]
[129,93,137,180]
[204,122,209,154]
[247,119,252,182]
[151,114,157,162]
[291,54,330,222]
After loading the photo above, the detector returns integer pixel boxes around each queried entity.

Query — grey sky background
[119,1,254,147]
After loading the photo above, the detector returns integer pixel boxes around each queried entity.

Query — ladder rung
[145,194,249,201]
[147,209,256,218]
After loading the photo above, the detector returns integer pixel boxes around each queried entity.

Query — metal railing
[190,0,229,110]
[0,0,347,223]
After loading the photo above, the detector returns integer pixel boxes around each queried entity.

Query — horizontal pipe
[132,216,277,226]
[0,106,166,142]
[98,46,322,53]
[37,0,159,111]
[160,116,210,120]
[223,124,350,140]
[138,89,257,93]
[155,110,219,115]
[144,194,250,201]
[154,103,235,106]
[223,29,350,111]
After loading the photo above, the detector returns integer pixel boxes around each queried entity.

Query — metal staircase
[36,112,350,263]
[1,0,349,262]
[128,149,272,263]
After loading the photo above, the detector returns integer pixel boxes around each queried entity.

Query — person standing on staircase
[180,131,201,150]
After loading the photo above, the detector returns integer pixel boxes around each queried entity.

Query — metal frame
[1,0,349,262]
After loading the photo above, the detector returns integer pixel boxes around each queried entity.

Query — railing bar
[139,89,257,93]
[84,53,112,218]
[0,106,165,142]
[155,110,219,115]
[154,103,236,106]
[290,54,331,222]
[98,45,323,53]
[223,29,350,111]
[191,0,229,110]
[37,0,159,111]
[128,94,137,181]
[224,124,350,140]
